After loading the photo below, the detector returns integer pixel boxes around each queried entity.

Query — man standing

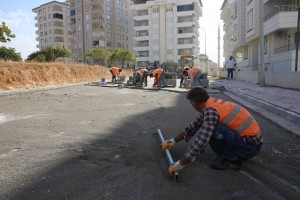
[162,87,263,175]
[224,56,236,80]
[110,67,122,82]
[149,68,165,87]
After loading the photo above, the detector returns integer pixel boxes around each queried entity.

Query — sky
[0,0,225,63]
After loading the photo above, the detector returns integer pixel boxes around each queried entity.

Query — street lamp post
[199,27,207,73]
[295,0,300,71]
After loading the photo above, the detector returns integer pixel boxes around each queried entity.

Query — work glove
[161,138,176,151]
[169,161,185,176]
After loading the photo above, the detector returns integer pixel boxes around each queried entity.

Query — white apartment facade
[131,0,203,68]
[221,0,299,72]
[68,0,134,64]
[33,1,72,52]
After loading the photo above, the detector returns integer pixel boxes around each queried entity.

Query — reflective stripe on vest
[222,104,254,133]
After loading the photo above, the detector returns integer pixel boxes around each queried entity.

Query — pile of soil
[0,61,132,91]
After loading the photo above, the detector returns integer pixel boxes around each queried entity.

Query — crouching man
[162,87,263,175]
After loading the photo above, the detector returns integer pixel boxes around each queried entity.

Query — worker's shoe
[209,156,241,171]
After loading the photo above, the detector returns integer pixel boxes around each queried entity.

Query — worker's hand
[169,161,185,176]
[161,138,176,151]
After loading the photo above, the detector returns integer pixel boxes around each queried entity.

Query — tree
[26,51,46,62]
[0,21,16,43]
[84,47,110,65]
[110,48,136,69]
[0,46,22,61]
[40,45,71,62]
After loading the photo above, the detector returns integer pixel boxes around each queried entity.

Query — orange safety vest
[111,67,120,75]
[152,68,164,79]
[187,68,199,81]
[205,97,261,136]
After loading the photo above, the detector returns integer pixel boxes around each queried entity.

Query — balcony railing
[264,5,298,22]
[274,44,296,55]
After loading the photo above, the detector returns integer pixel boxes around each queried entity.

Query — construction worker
[110,67,122,82]
[136,68,148,86]
[149,68,165,87]
[179,65,190,88]
[162,87,263,175]
[182,67,203,87]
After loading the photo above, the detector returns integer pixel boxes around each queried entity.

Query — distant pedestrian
[224,56,236,80]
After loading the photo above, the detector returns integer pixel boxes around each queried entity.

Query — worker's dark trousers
[142,72,148,86]
[209,124,263,161]
[227,68,234,79]
[110,69,116,82]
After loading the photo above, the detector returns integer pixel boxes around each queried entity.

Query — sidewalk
[141,77,300,136]
[209,78,300,136]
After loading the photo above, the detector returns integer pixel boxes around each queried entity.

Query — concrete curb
[211,82,300,125]
[0,83,85,97]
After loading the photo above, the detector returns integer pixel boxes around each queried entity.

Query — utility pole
[259,0,265,86]
[199,27,207,73]
[295,0,300,71]
[218,23,220,69]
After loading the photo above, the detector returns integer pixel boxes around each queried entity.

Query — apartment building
[33,1,72,51]
[68,0,134,64]
[131,0,203,68]
[221,0,299,72]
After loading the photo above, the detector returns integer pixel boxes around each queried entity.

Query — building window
[166,6,173,12]
[107,41,112,47]
[76,0,80,6]
[106,6,111,12]
[153,50,159,55]
[243,46,248,59]
[106,32,112,38]
[232,2,237,20]
[152,8,159,13]
[106,23,111,30]
[106,0,111,2]
[247,9,253,32]
[233,24,237,41]
[86,32,91,39]
[85,5,89,12]
[177,4,194,12]
[86,23,90,30]
[153,39,159,45]
[264,37,268,54]
[85,14,89,21]
[106,14,111,21]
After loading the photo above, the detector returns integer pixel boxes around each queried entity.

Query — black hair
[119,69,122,72]
[187,87,209,103]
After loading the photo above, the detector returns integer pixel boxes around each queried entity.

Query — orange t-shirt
[111,67,121,76]
[152,68,164,79]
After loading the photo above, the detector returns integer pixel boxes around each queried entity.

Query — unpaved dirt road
[0,85,299,200]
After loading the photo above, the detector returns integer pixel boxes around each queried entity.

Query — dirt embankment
[0,61,132,91]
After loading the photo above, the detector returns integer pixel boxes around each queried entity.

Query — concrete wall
[214,70,300,90]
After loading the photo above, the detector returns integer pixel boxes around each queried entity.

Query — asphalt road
[0,85,299,200]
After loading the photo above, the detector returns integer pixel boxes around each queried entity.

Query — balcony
[274,44,295,55]
[264,5,298,35]
[177,21,196,28]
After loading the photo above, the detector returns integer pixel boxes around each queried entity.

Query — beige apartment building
[68,0,134,64]
[33,1,72,52]
[131,0,203,68]
[221,0,299,72]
